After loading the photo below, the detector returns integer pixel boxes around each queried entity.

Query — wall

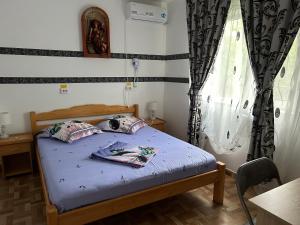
[164,0,190,140]
[0,0,167,133]
[0,0,249,173]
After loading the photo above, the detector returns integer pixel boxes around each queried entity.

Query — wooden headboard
[30,104,139,135]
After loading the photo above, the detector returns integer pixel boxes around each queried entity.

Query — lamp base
[0,125,9,139]
[0,134,9,139]
[150,111,156,121]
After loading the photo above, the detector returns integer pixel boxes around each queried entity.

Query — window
[199,0,299,156]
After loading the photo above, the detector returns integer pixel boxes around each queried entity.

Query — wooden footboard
[37,145,225,225]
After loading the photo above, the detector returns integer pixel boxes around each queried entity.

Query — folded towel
[91,141,158,167]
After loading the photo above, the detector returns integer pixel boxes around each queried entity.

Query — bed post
[133,104,139,118]
[46,205,58,225]
[35,141,59,225]
[213,161,225,204]
[30,112,38,135]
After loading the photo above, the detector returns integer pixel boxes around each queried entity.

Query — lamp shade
[0,112,11,125]
[148,101,158,111]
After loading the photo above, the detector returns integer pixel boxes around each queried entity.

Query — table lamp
[0,112,11,139]
[148,101,158,121]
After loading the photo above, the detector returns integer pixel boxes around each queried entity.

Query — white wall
[0,83,165,134]
[164,0,190,140]
[0,0,167,133]
[0,0,249,172]
[0,0,166,53]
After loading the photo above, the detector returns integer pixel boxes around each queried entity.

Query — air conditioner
[127,2,168,24]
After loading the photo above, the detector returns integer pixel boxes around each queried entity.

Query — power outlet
[59,83,69,94]
[125,82,133,90]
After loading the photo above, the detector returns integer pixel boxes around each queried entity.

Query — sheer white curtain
[200,0,300,177]
[274,36,300,182]
[200,0,255,156]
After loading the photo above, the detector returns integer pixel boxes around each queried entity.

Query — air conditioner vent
[127,2,167,24]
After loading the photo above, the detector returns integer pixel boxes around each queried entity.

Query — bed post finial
[30,111,37,135]
[46,205,58,225]
[133,104,139,118]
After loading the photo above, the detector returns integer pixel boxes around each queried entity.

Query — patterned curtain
[186,0,231,145]
[240,0,300,160]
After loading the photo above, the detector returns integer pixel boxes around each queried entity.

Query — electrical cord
[123,17,129,107]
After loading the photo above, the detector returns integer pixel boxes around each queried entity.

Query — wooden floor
[0,174,257,225]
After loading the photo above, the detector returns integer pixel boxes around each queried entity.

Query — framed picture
[81,7,111,58]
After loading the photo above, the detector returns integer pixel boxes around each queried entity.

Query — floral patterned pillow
[97,115,147,134]
[47,120,103,143]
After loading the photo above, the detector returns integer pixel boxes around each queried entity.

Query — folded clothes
[91,141,158,167]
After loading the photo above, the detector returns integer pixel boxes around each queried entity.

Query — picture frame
[81,7,111,58]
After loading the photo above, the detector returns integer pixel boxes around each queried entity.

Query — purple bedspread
[37,126,216,213]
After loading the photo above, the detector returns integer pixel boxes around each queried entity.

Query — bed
[30,104,225,225]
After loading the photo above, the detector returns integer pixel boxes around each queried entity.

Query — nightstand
[0,133,33,178]
[145,118,166,132]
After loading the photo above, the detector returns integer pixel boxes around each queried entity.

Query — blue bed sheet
[37,126,216,213]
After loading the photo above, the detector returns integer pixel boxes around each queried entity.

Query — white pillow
[46,120,102,143]
[97,115,147,134]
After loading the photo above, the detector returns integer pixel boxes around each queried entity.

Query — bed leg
[213,162,225,205]
[46,205,58,225]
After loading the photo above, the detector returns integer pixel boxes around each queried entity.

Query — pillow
[46,120,102,143]
[97,115,147,134]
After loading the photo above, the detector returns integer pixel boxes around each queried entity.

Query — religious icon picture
[81,7,111,58]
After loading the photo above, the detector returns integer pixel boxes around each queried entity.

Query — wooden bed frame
[30,104,225,225]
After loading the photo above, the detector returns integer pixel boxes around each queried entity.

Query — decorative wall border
[164,77,189,83]
[0,47,189,60]
[165,53,189,60]
[0,76,189,84]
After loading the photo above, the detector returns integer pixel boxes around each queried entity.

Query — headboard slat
[30,104,139,135]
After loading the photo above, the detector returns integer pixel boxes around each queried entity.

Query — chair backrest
[236,157,282,225]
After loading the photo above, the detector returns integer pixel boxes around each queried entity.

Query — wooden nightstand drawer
[152,124,165,132]
[145,118,166,132]
[0,143,31,156]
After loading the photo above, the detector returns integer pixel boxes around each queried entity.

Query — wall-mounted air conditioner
[127,2,168,24]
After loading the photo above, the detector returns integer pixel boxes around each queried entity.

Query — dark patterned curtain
[240,0,300,160]
[186,0,231,145]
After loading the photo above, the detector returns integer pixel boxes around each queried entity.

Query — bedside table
[0,133,33,178]
[145,118,166,132]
